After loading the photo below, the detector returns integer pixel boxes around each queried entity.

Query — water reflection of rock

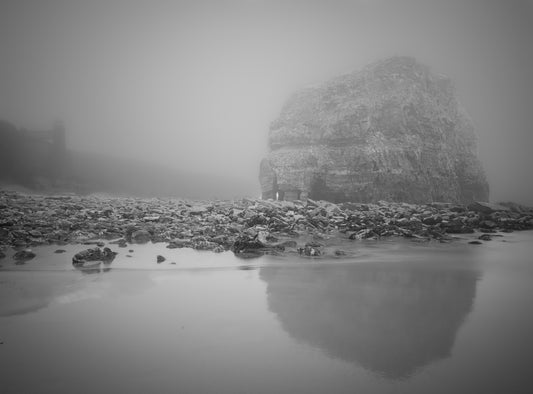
[260,262,480,380]
[73,264,113,275]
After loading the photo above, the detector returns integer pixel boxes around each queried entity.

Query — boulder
[130,229,151,243]
[231,233,284,257]
[13,249,36,261]
[298,242,323,256]
[259,56,489,204]
[72,247,117,267]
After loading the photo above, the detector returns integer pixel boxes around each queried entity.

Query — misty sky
[1,0,532,203]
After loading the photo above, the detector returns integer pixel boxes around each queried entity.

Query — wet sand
[1,231,533,393]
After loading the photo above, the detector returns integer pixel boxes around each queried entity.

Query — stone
[167,238,192,249]
[213,246,225,253]
[231,234,264,254]
[83,240,105,247]
[72,247,117,267]
[157,255,166,263]
[131,230,151,243]
[498,201,533,213]
[349,228,379,240]
[298,242,323,257]
[445,225,474,234]
[54,249,67,253]
[143,215,160,222]
[467,201,510,214]
[259,56,489,204]
[189,205,209,215]
[192,239,219,251]
[479,220,497,229]
[231,233,284,257]
[0,228,9,240]
[13,249,36,261]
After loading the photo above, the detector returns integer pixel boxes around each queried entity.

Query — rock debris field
[1,190,532,266]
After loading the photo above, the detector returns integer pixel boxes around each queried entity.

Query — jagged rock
[298,242,324,257]
[498,202,533,213]
[467,201,510,214]
[72,247,117,267]
[189,205,209,215]
[259,56,489,204]
[157,255,165,263]
[131,230,151,243]
[167,238,191,249]
[192,239,218,251]
[231,233,284,257]
[231,234,265,255]
[349,228,379,240]
[143,215,160,222]
[13,249,36,261]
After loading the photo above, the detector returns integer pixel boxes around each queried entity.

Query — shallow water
[1,232,533,393]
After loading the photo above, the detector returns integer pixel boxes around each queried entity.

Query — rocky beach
[1,190,532,267]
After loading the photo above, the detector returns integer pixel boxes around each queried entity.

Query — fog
[1,0,532,203]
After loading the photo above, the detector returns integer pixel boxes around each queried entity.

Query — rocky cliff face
[259,56,489,204]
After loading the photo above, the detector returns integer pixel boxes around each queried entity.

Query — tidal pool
[1,232,532,393]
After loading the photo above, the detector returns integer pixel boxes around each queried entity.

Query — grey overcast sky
[1,0,532,203]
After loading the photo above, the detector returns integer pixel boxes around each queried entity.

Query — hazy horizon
[1,0,532,204]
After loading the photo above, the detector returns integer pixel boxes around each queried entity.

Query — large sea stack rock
[259,56,489,204]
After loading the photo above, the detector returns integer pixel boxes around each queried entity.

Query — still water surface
[1,232,532,393]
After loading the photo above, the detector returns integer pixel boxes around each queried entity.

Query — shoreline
[1,190,532,261]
